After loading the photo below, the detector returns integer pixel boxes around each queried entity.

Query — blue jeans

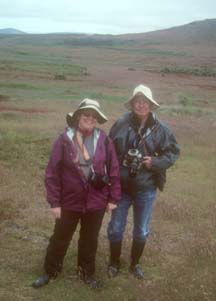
[108,188,157,242]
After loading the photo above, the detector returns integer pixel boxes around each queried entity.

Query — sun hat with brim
[67,98,108,125]
[125,84,160,110]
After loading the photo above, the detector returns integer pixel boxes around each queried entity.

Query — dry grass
[0,35,216,300]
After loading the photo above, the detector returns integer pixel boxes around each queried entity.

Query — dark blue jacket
[109,112,180,194]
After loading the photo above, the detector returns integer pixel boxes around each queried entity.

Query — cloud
[0,0,215,34]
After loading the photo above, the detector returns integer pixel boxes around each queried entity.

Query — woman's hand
[106,202,117,213]
[143,156,152,169]
[51,207,61,219]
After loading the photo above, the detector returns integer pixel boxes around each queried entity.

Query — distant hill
[0,28,27,35]
[57,18,216,47]
[118,19,216,45]
[0,19,215,49]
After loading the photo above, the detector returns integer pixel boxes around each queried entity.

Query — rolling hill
[0,19,216,45]
[0,28,27,35]
[117,19,216,45]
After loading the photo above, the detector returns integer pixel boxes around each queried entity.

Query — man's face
[132,95,151,120]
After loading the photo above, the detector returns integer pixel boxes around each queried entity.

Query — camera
[122,149,143,177]
[88,171,110,189]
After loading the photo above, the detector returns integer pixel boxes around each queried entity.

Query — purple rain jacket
[45,127,121,212]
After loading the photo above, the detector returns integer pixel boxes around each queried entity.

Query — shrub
[161,66,216,77]
[54,74,66,80]
[0,94,10,102]
[178,95,193,106]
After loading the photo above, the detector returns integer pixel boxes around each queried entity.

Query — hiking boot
[77,266,102,289]
[107,264,119,278]
[84,275,102,289]
[32,274,50,288]
[129,264,144,279]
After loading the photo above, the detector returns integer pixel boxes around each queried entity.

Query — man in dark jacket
[107,85,180,279]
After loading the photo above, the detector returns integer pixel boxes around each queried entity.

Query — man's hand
[143,156,152,169]
[51,207,61,219]
[106,203,117,213]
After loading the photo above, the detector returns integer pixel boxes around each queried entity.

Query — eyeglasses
[132,98,151,106]
[82,111,97,119]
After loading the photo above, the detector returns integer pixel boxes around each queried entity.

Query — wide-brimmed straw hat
[125,85,160,110]
[66,98,108,126]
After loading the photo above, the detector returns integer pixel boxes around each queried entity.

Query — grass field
[0,33,216,300]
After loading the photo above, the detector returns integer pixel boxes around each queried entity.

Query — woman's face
[132,95,152,121]
[78,109,98,132]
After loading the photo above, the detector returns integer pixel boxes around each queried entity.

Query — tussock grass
[1,110,215,300]
[0,36,216,300]
[159,91,216,117]
[0,83,39,90]
[161,66,216,77]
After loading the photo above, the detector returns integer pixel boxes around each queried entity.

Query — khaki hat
[66,98,108,126]
[125,85,160,110]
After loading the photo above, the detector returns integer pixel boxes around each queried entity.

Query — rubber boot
[107,241,122,277]
[130,239,146,279]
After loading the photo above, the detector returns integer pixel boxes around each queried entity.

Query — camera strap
[89,135,110,176]
[104,136,110,175]
[138,128,149,156]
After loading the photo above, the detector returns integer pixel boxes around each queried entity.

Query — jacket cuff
[151,157,160,171]
[47,199,60,208]
[108,198,119,204]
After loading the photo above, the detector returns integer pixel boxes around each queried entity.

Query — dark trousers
[44,209,105,277]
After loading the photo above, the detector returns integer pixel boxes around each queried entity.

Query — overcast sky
[0,0,215,34]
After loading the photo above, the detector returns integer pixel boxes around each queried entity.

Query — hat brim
[125,93,160,111]
[67,105,108,126]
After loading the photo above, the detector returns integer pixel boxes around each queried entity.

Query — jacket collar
[65,127,100,153]
[129,112,156,131]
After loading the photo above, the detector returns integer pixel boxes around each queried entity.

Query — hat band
[79,103,99,110]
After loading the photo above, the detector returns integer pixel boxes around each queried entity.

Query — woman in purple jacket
[32,98,121,289]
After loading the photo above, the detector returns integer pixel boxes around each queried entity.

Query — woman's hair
[66,112,81,127]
